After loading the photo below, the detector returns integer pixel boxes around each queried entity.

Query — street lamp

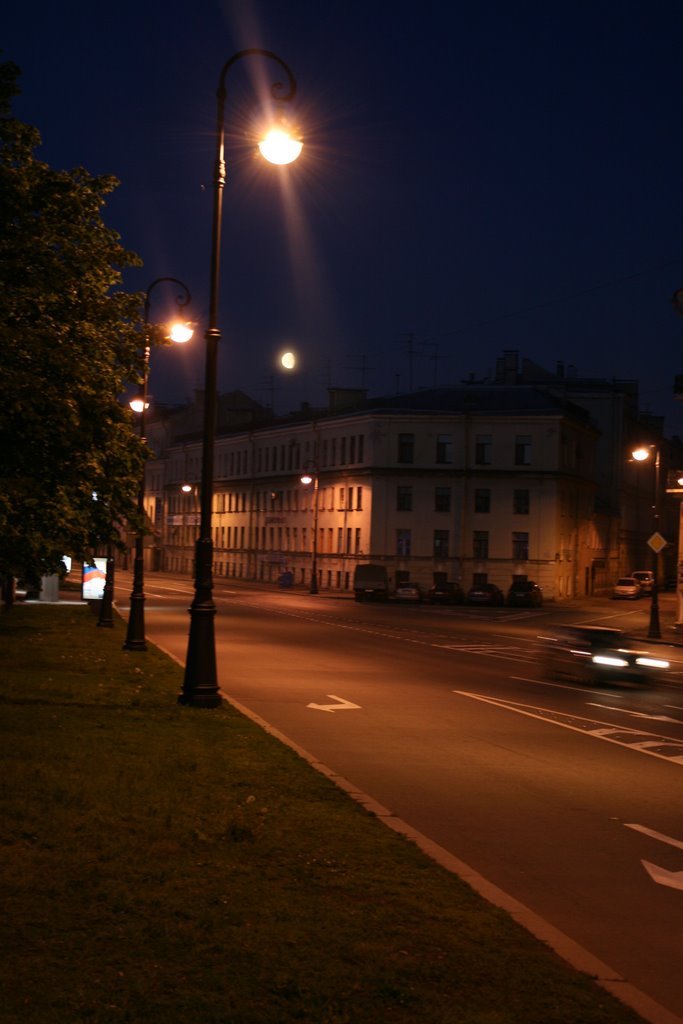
[301,472,320,594]
[123,278,193,651]
[180,50,302,707]
[631,444,662,639]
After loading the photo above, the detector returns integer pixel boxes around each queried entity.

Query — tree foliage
[0,60,147,586]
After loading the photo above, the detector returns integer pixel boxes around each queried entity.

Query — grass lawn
[0,602,647,1023]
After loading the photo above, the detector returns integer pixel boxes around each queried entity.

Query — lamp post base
[97,551,115,628]
[179,539,222,707]
[647,588,662,640]
[123,592,147,651]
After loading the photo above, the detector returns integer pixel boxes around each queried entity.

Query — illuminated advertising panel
[82,559,107,600]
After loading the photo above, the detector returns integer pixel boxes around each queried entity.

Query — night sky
[5,1,683,429]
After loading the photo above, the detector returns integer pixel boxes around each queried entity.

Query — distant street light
[123,278,193,651]
[180,50,302,707]
[631,444,662,639]
[301,471,320,594]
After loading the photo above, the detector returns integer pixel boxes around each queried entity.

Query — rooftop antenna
[419,340,440,388]
[346,352,375,389]
[257,375,279,415]
[398,332,415,391]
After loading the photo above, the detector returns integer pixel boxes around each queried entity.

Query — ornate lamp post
[631,444,662,639]
[301,471,320,594]
[123,278,193,651]
[179,50,302,707]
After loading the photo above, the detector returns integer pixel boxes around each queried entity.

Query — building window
[474,488,491,513]
[340,437,347,464]
[515,435,532,466]
[397,485,413,511]
[512,531,529,560]
[435,486,451,513]
[355,527,361,553]
[475,434,492,465]
[436,434,453,464]
[513,489,530,514]
[473,530,489,559]
[356,486,363,510]
[434,530,449,558]
[358,435,365,462]
[397,529,412,556]
[398,433,415,464]
[349,436,356,463]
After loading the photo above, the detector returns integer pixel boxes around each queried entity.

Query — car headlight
[593,655,629,668]
[635,657,670,669]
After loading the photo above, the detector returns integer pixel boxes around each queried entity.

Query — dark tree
[0,60,147,592]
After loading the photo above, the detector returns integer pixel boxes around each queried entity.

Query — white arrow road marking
[307,695,361,713]
[624,823,683,851]
[624,824,683,891]
[641,861,683,891]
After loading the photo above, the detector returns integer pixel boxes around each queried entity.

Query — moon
[280,351,296,370]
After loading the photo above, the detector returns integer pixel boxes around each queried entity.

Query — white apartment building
[144,386,613,600]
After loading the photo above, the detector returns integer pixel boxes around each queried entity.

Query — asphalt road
[115,573,683,1021]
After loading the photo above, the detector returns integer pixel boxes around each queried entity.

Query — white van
[632,570,655,594]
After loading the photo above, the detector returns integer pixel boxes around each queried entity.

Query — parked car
[612,577,642,600]
[506,580,543,607]
[465,583,504,607]
[353,563,389,602]
[632,570,655,594]
[427,582,465,605]
[394,582,424,603]
[540,625,669,686]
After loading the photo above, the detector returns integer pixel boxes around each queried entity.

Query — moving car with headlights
[541,625,669,686]
[506,580,543,607]
[612,577,642,600]
[427,581,465,605]
[465,582,504,607]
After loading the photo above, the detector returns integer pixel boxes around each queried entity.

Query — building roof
[355,386,594,424]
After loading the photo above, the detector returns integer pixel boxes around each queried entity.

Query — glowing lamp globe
[169,322,194,344]
[258,128,303,165]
